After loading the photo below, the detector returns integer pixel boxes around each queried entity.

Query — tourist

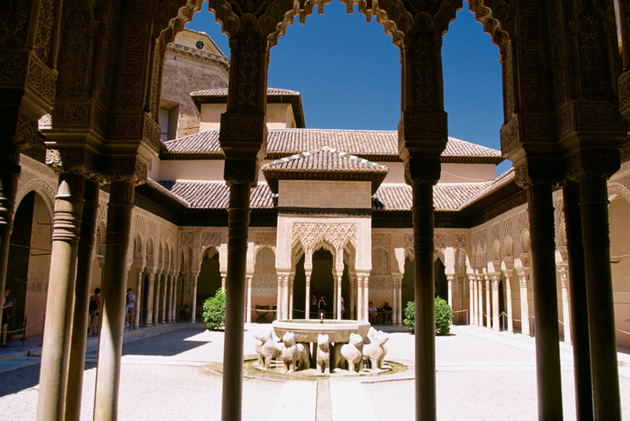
[382,302,393,324]
[341,299,345,318]
[2,288,12,347]
[369,301,378,323]
[125,288,136,329]
[89,288,100,336]
[310,293,317,318]
[317,296,326,319]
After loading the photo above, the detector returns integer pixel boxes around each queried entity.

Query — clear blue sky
[187,1,510,175]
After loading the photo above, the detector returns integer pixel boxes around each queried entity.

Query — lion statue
[363,328,389,370]
[282,331,310,372]
[333,333,364,373]
[316,333,331,374]
[253,330,282,369]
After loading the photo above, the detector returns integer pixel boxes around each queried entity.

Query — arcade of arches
[1,1,630,421]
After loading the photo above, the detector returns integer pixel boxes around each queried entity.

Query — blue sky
[187,1,510,175]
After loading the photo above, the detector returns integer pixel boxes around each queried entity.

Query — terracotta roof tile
[373,182,494,211]
[154,180,274,209]
[162,129,503,163]
[190,87,300,97]
[262,146,388,173]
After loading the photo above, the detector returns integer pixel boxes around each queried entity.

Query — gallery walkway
[1,324,629,420]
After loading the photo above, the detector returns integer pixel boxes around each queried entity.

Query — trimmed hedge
[403,297,453,335]
[203,288,226,330]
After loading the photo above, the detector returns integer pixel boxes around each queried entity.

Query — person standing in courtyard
[89,288,100,336]
[2,288,13,347]
[126,288,136,329]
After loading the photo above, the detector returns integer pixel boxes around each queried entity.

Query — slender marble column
[0,169,20,321]
[145,273,154,327]
[527,183,563,419]
[363,276,369,322]
[411,183,437,421]
[519,273,530,336]
[221,182,252,421]
[246,275,252,324]
[289,275,294,319]
[506,276,513,333]
[65,179,99,421]
[562,183,593,419]
[134,272,143,329]
[191,274,198,323]
[485,277,491,328]
[558,268,571,344]
[221,274,226,292]
[392,277,398,325]
[160,274,168,324]
[333,273,338,317]
[447,275,453,309]
[579,177,621,419]
[357,276,362,320]
[492,277,500,331]
[468,279,475,325]
[153,273,161,325]
[305,273,311,320]
[276,275,283,320]
[93,181,135,421]
[36,173,86,421]
[282,275,289,320]
[165,275,172,323]
[337,275,342,320]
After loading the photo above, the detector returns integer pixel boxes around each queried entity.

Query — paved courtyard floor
[1,324,629,420]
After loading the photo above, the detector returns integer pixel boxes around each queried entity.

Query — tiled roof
[372,182,494,212]
[458,167,516,208]
[155,180,274,209]
[162,130,223,159]
[189,87,300,97]
[162,129,503,163]
[262,146,388,172]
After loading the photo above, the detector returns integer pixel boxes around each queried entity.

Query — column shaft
[246,276,252,324]
[36,173,86,421]
[447,277,453,309]
[305,274,311,320]
[560,274,571,344]
[337,276,342,320]
[492,279,499,330]
[94,181,135,421]
[276,275,283,321]
[469,280,475,325]
[0,168,20,320]
[289,277,294,319]
[160,274,167,323]
[191,275,198,323]
[527,183,563,419]
[485,278,491,328]
[392,278,398,324]
[520,275,530,336]
[146,274,154,327]
[65,180,99,421]
[412,183,436,420]
[579,177,621,419]
[221,183,251,421]
[134,272,142,329]
[562,183,593,420]
[506,278,513,333]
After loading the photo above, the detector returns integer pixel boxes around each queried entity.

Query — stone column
[580,177,621,419]
[505,276,513,333]
[332,272,338,317]
[392,276,398,325]
[397,279,402,325]
[165,275,172,323]
[519,272,530,336]
[527,183,563,418]
[190,274,199,323]
[562,182,593,419]
[485,277,491,328]
[336,275,343,320]
[65,180,99,421]
[558,267,571,344]
[221,273,227,292]
[476,278,483,326]
[357,276,363,321]
[276,275,283,320]
[36,173,86,421]
[363,276,369,322]
[289,274,294,319]
[305,272,311,320]
[134,271,143,329]
[160,274,168,324]
[93,181,135,421]
[469,279,475,325]
[492,276,500,331]
[246,275,252,324]
[282,275,289,320]
[145,273,155,327]
[153,273,161,325]
[446,275,453,309]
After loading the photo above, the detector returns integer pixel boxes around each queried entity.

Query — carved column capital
[514,158,564,188]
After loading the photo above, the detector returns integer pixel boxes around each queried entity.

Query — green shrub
[203,289,226,330]
[403,298,453,335]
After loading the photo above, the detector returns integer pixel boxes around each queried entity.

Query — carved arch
[14,186,55,228]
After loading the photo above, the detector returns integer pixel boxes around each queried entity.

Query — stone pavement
[1,323,629,420]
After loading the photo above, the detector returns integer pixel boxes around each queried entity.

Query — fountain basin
[273,319,371,343]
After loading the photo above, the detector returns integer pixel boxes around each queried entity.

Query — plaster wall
[161,52,228,138]
[278,180,372,209]
[608,196,630,347]
[175,30,224,55]
[158,160,224,181]
[200,103,296,131]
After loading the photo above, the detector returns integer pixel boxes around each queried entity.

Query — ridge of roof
[161,129,503,163]
[261,146,388,172]
[190,87,301,97]
[458,167,517,209]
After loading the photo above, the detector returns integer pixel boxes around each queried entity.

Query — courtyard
[1,324,629,420]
